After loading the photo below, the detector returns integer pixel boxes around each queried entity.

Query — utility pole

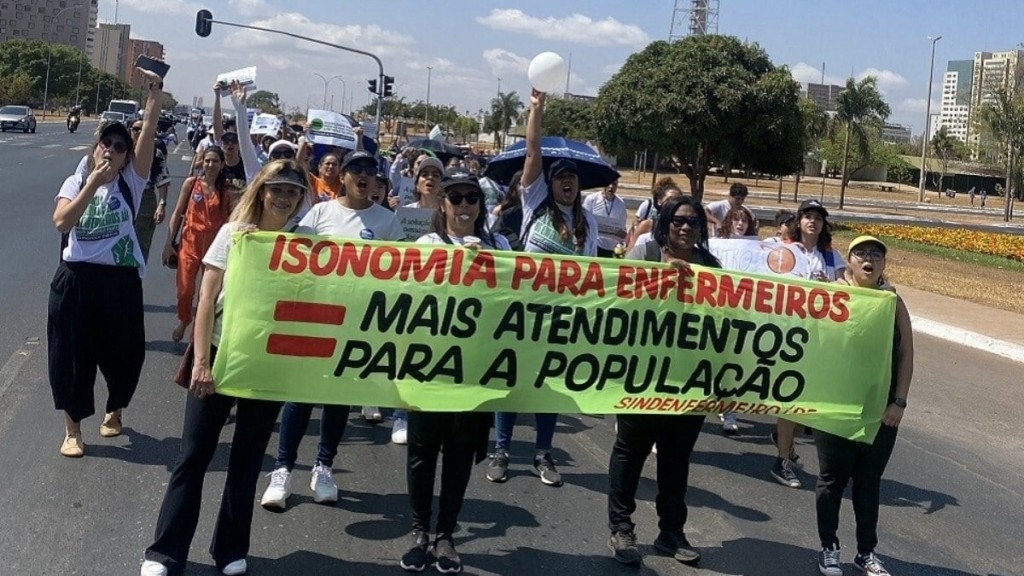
[918,35,942,202]
[425,66,432,129]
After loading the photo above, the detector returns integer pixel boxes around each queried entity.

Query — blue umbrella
[483,136,620,191]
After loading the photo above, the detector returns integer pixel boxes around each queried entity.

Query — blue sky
[100,0,1022,134]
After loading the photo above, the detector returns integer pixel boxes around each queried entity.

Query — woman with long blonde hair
[141,160,308,576]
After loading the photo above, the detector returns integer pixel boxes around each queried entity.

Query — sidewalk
[895,285,1024,363]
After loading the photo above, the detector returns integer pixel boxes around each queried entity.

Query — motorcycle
[67,113,80,133]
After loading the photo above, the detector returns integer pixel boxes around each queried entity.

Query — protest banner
[428,124,443,141]
[307,109,358,149]
[216,66,257,95]
[213,233,897,442]
[709,238,811,278]
[593,214,627,249]
[250,113,282,136]
[395,206,435,240]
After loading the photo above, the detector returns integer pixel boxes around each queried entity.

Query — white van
[107,99,141,122]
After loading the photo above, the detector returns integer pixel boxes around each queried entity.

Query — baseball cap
[264,166,308,190]
[440,169,483,193]
[797,199,829,218]
[268,140,297,155]
[341,150,378,171]
[547,159,578,182]
[847,235,887,255]
[99,122,133,152]
[416,156,445,178]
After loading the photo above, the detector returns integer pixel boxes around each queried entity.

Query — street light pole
[425,66,433,129]
[918,35,942,202]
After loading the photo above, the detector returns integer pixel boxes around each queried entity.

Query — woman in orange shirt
[310,151,343,201]
[163,146,230,343]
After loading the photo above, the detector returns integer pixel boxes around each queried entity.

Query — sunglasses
[851,249,885,261]
[221,134,239,144]
[100,138,128,154]
[669,215,701,228]
[345,164,378,176]
[446,193,482,206]
[270,150,295,159]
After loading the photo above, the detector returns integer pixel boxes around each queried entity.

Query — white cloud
[222,13,414,60]
[789,62,844,86]
[476,9,649,47]
[228,0,272,17]
[897,97,939,114]
[857,68,909,93]
[482,48,532,76]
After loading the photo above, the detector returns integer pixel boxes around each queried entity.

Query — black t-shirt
[223,159,247,194]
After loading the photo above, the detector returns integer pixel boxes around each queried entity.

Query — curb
[910,315,1024,364]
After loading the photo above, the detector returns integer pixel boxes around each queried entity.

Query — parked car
[0,105,37,133]
[100,110,127,124]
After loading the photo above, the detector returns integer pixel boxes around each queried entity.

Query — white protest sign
[593,214,627,247]
[428,124,443,141]
[216,66,257,95]
[246,108,258,125]
[307,109,357,149]
[250,113,282,136]
[708,238,810,278]
[361,121,378,140]
[395,206,435,241]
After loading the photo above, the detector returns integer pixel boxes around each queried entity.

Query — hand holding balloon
[528,52,568,93]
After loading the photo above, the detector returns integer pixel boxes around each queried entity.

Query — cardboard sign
[216,66,257,95]
[250,113,282,136]
[395,206,435,240]
[307,109,357,150]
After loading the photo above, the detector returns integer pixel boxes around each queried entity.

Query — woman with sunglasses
[207,80,261,204]
[486,89,598,488]
[162,145,230,343]
[49,67,164,457]
[607,195,719,568]
[815,236,913,576]
[140,160,308,576]
[398,169,508,574]
[626,177,684,251]
[260,150,405,510]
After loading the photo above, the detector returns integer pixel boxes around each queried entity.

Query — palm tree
[835,76,891,208]
[488,91,524,149]
[975,84,1024,222]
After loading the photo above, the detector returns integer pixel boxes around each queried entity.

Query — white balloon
[528,52,568,93]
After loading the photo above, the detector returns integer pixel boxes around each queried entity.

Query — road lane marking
[69,145,89,151]
[42,144,61,148]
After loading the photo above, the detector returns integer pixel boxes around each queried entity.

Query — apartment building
[0,0,99,57]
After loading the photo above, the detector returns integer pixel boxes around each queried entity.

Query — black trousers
[407,411,490,536]
[47,261,145,422]
[608,413,705,534]
[145,373,282,572]
[814,424,898,554]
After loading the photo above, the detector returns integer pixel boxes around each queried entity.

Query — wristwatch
[158,199,167,206]
[893,397,907,408]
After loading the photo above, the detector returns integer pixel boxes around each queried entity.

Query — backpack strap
[118,172,137,222]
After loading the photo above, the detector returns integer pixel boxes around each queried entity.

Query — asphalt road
[0,122,1019,576]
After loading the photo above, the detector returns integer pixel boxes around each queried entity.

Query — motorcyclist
[67,105,82,132]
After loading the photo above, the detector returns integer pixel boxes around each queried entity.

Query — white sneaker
[310,462,338,504]
[391,416,408,445]
[222,559,247,575]
[722,413,739,436]
[361,406,383,423]
[140,560,168,576]
[260,467,292,509]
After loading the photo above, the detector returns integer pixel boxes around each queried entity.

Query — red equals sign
[266,301,346,358]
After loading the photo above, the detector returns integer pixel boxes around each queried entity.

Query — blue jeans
[493,412,557,453]
[274,403,350,470]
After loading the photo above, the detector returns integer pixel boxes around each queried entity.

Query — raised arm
[132,69,163,180]
[229,81,261,182]
[522,89,545,188]
[212,81,224,143]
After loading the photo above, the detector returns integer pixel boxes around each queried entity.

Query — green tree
[791,98,829,199]
[485,91,523,149]
[593,35,804,202]
[975,80,1024,220]
[834,76,891,208]
[821,119,895,184]
[452,115,479,143]
[0,71,34,105]
[929,126,969,192]
[248,90,281,114]
[543,96,596,141]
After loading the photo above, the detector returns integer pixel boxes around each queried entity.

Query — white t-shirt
[56,164,149,277]
[416,232,512,251]
[297,200,405,241]
[201,222,239,346]
[582,192,627,251]
[520,178,598,256]
[804,246,847,281]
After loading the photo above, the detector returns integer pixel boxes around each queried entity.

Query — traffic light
[195,10,213,37]
[382,75,395,98]
[367,79,377,94]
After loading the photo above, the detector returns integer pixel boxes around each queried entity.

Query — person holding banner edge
[260,150,404,510]
[606,195,720,567]
[486,88,598,487]
[399,168,505,573]
[814,235,913,576]
[140,160,307,576]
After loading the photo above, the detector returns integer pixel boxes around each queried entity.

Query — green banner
[213,232,896,442]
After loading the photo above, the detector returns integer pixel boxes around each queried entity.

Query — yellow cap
[848,235,887,255]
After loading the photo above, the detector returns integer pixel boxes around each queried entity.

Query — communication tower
[669,0,719,40]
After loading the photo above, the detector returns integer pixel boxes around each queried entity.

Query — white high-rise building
[937,60,972,143]
[966,50,1024,157]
